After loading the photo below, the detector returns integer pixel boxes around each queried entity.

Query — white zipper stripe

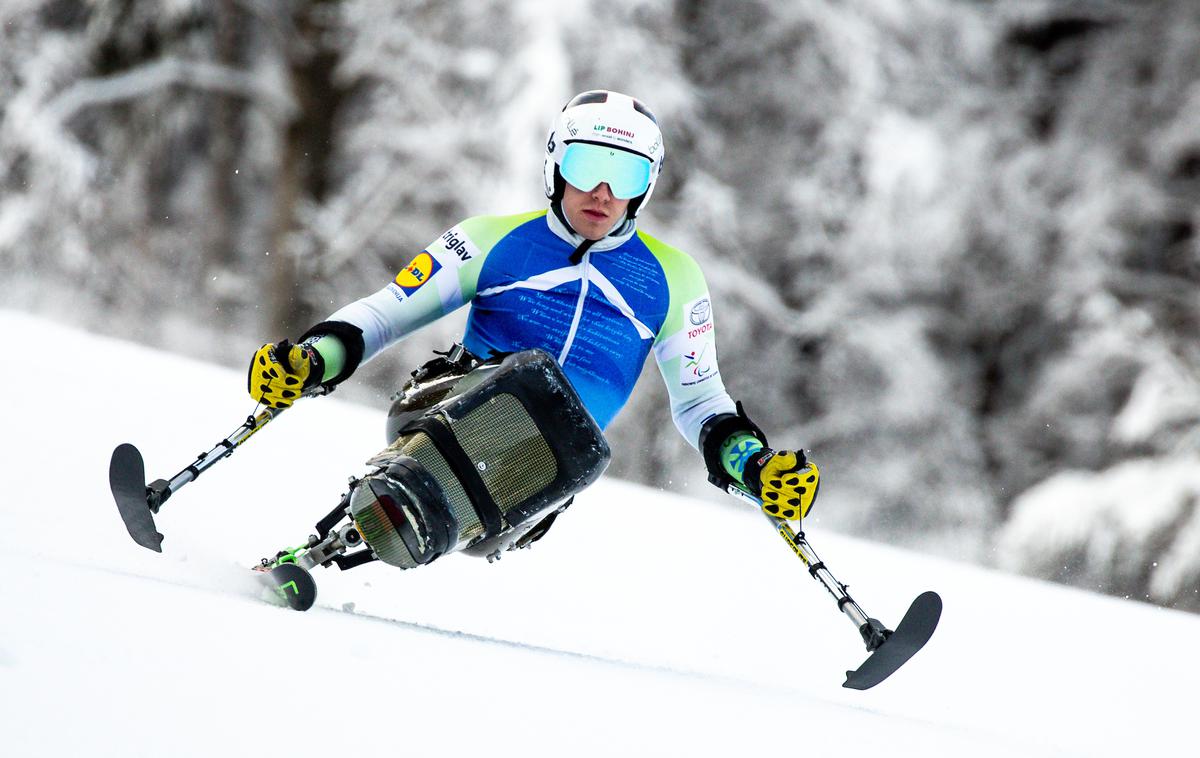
[559,250,591,364]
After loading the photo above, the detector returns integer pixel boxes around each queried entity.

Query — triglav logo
[440,229,473,262]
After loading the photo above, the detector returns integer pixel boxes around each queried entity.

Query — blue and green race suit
[321,210,737,450]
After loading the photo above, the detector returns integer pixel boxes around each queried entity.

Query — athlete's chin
[571,217,612,241]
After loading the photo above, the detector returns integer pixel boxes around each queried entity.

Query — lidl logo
[393,251,441,295]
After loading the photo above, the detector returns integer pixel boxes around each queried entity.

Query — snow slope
[0,309,1194,757]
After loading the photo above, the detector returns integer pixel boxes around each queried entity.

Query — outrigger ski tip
[110,434,318,612]
[724,484,942,690]
[108,401,308,554]
[109,443,164,552]
[843,590,942,690]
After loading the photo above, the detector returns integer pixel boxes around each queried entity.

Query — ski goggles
[559,142,652,200]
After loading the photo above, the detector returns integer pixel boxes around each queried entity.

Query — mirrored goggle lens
[560,142,652,200]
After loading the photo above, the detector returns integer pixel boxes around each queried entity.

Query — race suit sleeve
[323,213,540,365]
[644,235,738,449]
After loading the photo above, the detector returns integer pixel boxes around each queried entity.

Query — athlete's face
[562,182,630,241]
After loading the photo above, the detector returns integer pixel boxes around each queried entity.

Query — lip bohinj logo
[594,124,635,139]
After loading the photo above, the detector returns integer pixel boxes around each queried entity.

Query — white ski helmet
[543,90,665,219]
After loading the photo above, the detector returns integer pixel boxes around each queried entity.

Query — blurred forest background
[3,0,1199,611]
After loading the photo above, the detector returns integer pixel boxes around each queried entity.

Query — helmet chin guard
[544,90,664,219]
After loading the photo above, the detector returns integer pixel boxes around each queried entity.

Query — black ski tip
[843,591,942,690]
[257,563,318,611]
[109,443,164,553]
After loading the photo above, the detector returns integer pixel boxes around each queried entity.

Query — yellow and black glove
[247,339,323,408]
[744,448,820,520]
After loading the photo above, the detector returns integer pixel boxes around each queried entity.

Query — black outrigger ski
[109,443,165,552]
[108,395,348,612]
[843,590,942,690]
[725,484,942,690]
[107,397,322,552]
[108,395,380,614]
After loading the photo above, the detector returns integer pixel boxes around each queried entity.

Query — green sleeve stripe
[310,334,346,382]
[460,210,545,249]
[456,210,547,299]
[637,230,708,345]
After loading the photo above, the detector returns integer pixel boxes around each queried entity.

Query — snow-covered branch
[43,56,295,126]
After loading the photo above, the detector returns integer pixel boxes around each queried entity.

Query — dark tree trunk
[206,0,244,272]
[268,0,344,337]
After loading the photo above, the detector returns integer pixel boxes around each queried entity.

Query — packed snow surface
[0,310,1194,757]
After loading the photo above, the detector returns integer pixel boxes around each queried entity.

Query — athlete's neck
[546,203,636,252]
